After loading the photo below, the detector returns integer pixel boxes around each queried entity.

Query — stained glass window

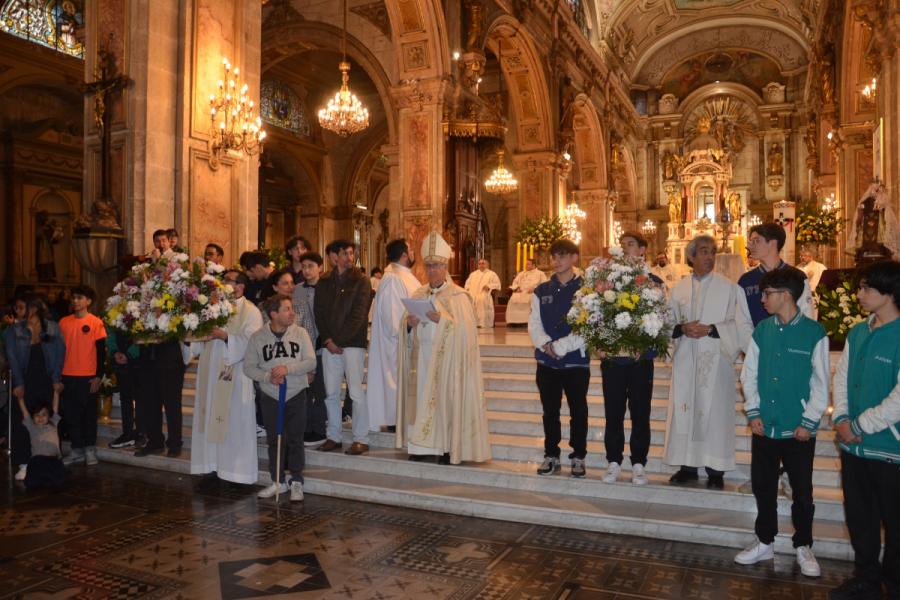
[260,79,310,136]
[0,0,84,58]
[566,0,589,39]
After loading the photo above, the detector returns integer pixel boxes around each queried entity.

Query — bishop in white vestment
[506,259,548,324]
[183,273,263,485]
[663,236,753,486]
[367,242,421,432]
[395,232,492,465]
[464,259,501,328]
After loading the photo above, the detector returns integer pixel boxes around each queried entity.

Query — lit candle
[517,242,521,272]
[530,244,534,260]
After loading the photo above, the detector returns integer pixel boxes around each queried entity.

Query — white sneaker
[780,470,793,500]
[290,481,304,502]
[796,546,820,577]
[632,464,649,486]
[256,424,267,438]
[63,452,85,466]
[257,482,289,498]
[14,465,27,481]
[600,462,621,483]
[734,539,775,564]
[85,449,98,466]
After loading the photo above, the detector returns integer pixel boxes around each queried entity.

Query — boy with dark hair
[736,267,829,577]
[17,394,66,489]
[830,260,900,600]
[528,239,590,478]
[296,251,327,445]
[150,229,174,260]
[204,243,224,264]
[285,235,312,284]
[241,251,272,306]
[59,285,106,467]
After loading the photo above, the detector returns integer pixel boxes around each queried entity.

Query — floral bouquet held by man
[567,247,672,359]
[103,253,235,343]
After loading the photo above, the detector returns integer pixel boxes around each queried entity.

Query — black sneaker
[109,434,135,449]
[304,432,327,447]
[828,578,883,600]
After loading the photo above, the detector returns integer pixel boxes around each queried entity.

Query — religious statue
[726,191,742,223]
[75,198,123,231]
[713,118,727,151]
[847,183,900,266]
[661,150,678,181]
[805,113,819,169]
[463,0,487,53]
[767,142,784,175]
[610,134,622,177]
[819,42,836,104]
[36,213,64,282]
[668,191,682,224]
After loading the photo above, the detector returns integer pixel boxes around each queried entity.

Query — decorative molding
[351,1,392,40]
[402,41,429,71]
[263,0,304,29]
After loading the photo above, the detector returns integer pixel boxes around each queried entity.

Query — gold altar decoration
[686,98,754,155]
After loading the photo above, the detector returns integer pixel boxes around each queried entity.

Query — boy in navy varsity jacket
[736,268,829,577]
[528,240,590,478]
[830,261,900,600]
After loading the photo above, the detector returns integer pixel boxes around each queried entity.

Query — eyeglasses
[747,237,766,245]
[223,278,239,285]
[761,290,788,299]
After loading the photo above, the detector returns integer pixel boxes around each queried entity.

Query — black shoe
[303,432,327,448]
[668,469,699,485]
[196,472,219,491]
[707,475,725,490]
[133,434,146,450]
[109,433,135,449]
[408,455,428,462]
[167,448,182,458]
[134,445,165,457]
[385,425,396,433]
[828,578,883,600]
[437,453,451,465]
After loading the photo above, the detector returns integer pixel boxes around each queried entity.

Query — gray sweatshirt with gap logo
[243,323,317,400]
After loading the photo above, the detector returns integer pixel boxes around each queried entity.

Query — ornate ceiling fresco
[659,49,785,97]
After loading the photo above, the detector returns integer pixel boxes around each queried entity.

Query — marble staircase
[78,329,852,561]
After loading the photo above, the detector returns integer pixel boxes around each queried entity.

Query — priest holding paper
[184,270,263,487]
[664,235,753,489]
[395,232,492,465]
[464,259,501,328]
[506,258,548,325]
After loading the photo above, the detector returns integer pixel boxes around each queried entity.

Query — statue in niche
[463,0,487,53]
[847,184,900,266]
[559,76,575,131]
[713,119,727,152]
[726,191,742,223]
[767,142,784,175]
[610,133,622,177]
[668,192,682,224]
[661,150,678,181]
[819,42,836,104]
[36,213,64,282]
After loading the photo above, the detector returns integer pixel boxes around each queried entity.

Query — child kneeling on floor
[18,392,66,489]
[736,267,829,577]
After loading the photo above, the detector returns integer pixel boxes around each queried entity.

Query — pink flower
[635,275,648,286]
[595,280,614,293]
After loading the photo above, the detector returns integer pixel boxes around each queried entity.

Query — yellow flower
[630,294,640,303]
[133,321,144,331]
[166,300,175,310]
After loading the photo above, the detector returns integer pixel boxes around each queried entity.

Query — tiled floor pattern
[2,461,852,600]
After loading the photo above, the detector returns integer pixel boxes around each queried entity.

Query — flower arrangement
[263,244,289,270]
[796,202,848,246]
[515,214,566,249]
[567,247,672,358]
[103,254,235,343]
[816,273,868,342]
[99,357,118,396]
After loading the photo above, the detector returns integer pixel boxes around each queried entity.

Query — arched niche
[30,189,78,284]
[571,94,606,190]
[260,145,322,251]
[340,121,391,210]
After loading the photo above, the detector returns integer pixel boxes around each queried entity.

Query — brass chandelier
[318,0,369,138]
[564,201,586,244]
[485,149,517,195]
[209,57,265,159]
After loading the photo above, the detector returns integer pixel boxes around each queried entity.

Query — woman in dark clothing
[6,294,66,481]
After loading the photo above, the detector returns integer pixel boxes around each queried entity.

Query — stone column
[573,188,609,262]
[512,150,570,221]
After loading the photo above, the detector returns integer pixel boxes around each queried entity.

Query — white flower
[223,284,234,294]
[843,308,851,315]
[174,253,189,262]
[183,313,200,330]
[157,314,171,331]
[620,275,633,285]
[269,261,276,269]
[126,301,140,316]
[567,306,580,318]
[603,290,617,302]
[615,312,632,330]
[207,263,226,274]
[609,247,624,258]
[836,287,846,293]
[198,294,209,305]
[201,274,216,284]
[614,282,623,290]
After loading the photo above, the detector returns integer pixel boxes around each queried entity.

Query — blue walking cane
[275,381,287,502]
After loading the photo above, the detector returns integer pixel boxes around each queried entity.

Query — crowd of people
[3,224,898,599]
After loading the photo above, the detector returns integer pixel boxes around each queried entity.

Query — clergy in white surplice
[663,235,753,488]
[367,240,421,432]
[395,232,492,465]
[183,270,263,485]
[505,258,549,325]
[464,259,501,328]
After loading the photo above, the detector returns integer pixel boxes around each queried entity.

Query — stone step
[482,373,686,399]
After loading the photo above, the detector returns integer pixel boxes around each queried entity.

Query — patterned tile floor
[1,461,852,600]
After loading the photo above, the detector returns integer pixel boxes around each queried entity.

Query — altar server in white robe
[396,232,492,465]
[367,239,421,432]
[464,259,501,328]
[664,235,753,489]
[506,258,549,325]
[184,269,263,486]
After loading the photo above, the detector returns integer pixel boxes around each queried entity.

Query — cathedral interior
[0,0,896,299]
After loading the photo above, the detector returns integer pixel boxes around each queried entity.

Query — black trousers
[114,368,143,437]
[137,367,185,450]
[306,354,327,435]
[600,360,653,466]
[536,365,590,460]
[10,393,38,467]
[680,465,725,477]
[751,434,816,548]
[62,375,97,451]
[261,390,307,484]
[841,450,900,594]
[24,455,66,489]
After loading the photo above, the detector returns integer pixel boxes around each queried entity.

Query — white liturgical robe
[652,263,683,292]
[367,263,421,431]
[663,272,753,473]
[506,269,549,324]
[183,296,263,484]
[464,268,501,328]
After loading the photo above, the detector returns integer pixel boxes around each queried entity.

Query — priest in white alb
[367,238,421,433]
[505,258,548,325]
[799,250,827,320]
[663,235,753,489]
[395,232,492,465]
[183,269,263,487]
[464,258,501,328]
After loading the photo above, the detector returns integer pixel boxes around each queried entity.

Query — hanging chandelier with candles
[209,57,265,160]
[318,0,369,138]
[485,149,517,195]
[564,202,586,244]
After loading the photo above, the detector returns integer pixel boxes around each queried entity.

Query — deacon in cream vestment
[506,259,548,324]
[464,259,501,328]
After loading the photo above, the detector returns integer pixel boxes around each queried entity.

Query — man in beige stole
[663,235,753,489]
[395,233,492,465]
[184,270,263,487]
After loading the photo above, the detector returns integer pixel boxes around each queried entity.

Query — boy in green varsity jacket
[830,260,900,600]
[736,267,829,578]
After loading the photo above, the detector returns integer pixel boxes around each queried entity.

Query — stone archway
[571,94,606,190]
[382,0,450,82]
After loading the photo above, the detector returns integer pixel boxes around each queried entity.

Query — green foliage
[796,202,848,247]
[515,215,566,249]
[816,273,868,342]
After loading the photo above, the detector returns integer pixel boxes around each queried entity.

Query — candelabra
[563,201,586,244]
[642,219,657,235]
[613,220,624,243]
[863,78,876,101]
[317,0,369,138]
[748,214,762,227]
[209,58,265,168]
[485,149,518,195]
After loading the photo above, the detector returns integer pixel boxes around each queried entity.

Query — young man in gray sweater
[243,294,317,501]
